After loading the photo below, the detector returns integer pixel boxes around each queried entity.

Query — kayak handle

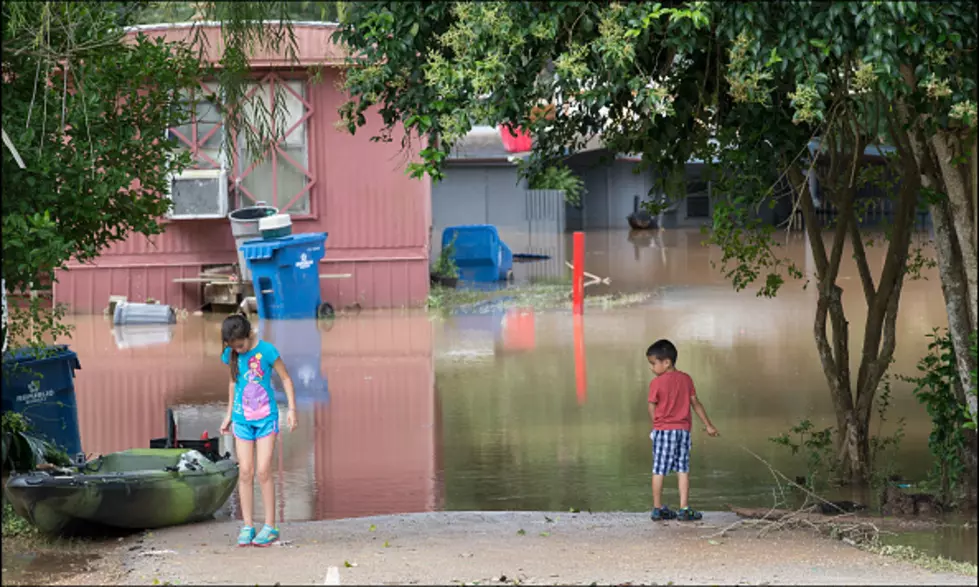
[80,456,105,474]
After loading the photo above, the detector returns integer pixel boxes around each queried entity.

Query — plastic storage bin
[442,225,514,283]
[239,232,327,320]
[1,345,83,458]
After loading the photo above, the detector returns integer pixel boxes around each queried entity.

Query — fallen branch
[703,445,889,547]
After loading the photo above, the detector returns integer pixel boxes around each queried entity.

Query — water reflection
[112,324,175,349]
[62,228,973,563]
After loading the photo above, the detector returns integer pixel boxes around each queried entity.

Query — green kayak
[4,448,239,535]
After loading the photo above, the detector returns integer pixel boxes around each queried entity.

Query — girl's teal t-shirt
[221,340,280,426]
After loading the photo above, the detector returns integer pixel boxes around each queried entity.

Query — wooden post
[572,231,585,315]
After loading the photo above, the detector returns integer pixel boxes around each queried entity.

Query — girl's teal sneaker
[252,524,280,547]
[237,526,256,547]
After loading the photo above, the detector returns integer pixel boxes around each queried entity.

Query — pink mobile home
[53,22,432,313]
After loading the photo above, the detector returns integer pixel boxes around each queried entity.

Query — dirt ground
[42,511,978,586]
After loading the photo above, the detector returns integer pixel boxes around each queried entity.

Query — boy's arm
[648,401,656,427]
[691,396,719,436]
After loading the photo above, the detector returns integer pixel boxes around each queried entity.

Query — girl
[219,313,297,547]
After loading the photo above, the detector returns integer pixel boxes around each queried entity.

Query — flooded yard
[60,229,974,564]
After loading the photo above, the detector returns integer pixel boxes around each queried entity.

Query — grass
[426,281,655,316]
[866,542,978,576]
[2,501,39,543]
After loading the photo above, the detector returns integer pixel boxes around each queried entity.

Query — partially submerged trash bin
[1,345,83,458]
[113,301,177,325]
[229,202,278,281]
[442,225,514,283]
[239,233,328,320]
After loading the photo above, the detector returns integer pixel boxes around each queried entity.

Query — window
[169,83,226,170]
[167,74,314,215]
[234,77,313,215]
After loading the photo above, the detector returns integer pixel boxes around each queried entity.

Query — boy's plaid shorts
[651,429,692,476]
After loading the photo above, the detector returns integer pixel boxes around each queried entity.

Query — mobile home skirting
[53,258,429,313]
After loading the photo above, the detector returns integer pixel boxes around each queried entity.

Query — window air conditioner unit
[166,169,229,220]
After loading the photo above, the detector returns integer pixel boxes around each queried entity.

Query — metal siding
[55,266,204,314]
[319,259,428,310]
[307,68,428,253]
[609,161,648,229]
[126,24,347,67]
[99,220,237,258]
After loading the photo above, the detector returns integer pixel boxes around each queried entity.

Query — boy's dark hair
[646,339,678,365]
[221,312,252,382]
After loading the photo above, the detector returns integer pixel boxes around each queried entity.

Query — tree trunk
[892,85,979,502]
[794,162,872,484]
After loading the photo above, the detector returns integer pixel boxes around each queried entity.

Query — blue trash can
[240,232,327,320]
[442,225,514,283]
[261,319,329,407]
[1,345,83,458]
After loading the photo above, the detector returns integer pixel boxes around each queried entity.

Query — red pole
[572,231,585,315]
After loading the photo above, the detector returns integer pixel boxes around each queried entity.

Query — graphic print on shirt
[241,353,272,421]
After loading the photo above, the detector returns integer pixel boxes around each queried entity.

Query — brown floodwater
[56,228,975,563]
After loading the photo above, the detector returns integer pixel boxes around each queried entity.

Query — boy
[646,339,718,521]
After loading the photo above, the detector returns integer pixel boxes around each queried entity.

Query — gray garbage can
[229,202,277,281]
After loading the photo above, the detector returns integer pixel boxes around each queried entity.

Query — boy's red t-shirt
[648,370,697,431]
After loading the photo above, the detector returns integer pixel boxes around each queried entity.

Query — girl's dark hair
[222,312,252,382]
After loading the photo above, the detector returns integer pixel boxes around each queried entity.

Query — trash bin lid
[240,232,328,261]
[229,204,278,223]
[2,344,80,369]
[258,214,292,232]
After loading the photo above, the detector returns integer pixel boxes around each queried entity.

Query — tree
[1,1,203,350]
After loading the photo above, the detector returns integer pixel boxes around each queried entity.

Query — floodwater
[60,228,975,563]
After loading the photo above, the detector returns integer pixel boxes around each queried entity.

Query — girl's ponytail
[229,349,240,382]
[221,313,253,383]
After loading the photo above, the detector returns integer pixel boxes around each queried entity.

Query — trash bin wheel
[505,270,515,283]
[317,302,335,320]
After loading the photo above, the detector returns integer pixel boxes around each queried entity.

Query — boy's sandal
[252,524,280,547]
[677,507,703,521]
[237,526,256,547]
[650,505,677,521]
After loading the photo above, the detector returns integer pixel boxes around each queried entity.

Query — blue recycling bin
[261,318,329,407]
[442,225,513,283]
[1,345,83,457]
[240,232,327,320]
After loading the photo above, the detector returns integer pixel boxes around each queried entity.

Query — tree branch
[847,218,876,306]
